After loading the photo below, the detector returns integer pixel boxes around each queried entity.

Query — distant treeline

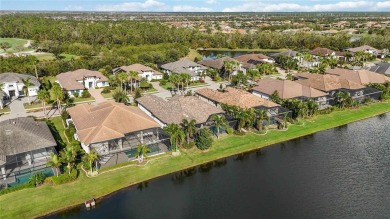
[0,15,389,77]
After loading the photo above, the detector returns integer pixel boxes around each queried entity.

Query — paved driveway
[89,88,106,104]
[8,97,27,115]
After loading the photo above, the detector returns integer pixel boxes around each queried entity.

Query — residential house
[67,102,169,168]
[368,62,390,75]
[56,69,109,97]
[0,73,40,108]
[234,53,275,69]
[294,73,381,104]
[195,87,287,121]
[0,117,57,185]
[113,64,163,82]
[198,56,246,75]
[160,59,207,81]
[251,78,329,109]
[310,47,345,58]
[346,45,382,58]
[137,95,224,127]
[270,50,299,59]
[326,68,390,85]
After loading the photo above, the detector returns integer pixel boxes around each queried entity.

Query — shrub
[198,79,205,83]
[73,92,79,98]
[0,183,34,196]
[101,87,111,94]
[159,79,168,86]
[61,110,69,123]
[183,141,195,149]
[233,130,245,136]
[226,127,234,135]
[49,169,78,185]
[195,128,213,150]
[81,89,91,98]
[28,172,46,186]
[139,80,151,89]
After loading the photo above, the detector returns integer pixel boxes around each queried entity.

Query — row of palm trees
[169,73,191,92]
[46,142,99,176]
[111,70,139,94]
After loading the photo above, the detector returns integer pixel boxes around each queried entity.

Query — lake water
[46,114,390,219]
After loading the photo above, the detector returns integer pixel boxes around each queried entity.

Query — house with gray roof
[0,117,57,184]
[137,95,224,127]
[367,62,390,75]
[160,59,207,81]
[0,73,40,108]
[198,57,246,74]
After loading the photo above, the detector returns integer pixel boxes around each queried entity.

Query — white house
[0,73,40,108]
[112,63,163,82]
[56,69,109,97]
[160,59,207,81]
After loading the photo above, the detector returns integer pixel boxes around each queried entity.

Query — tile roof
[56,69,108,90]
[234,53,272,65]
[368,62,390,75]
[137,95,223,125]
[196,87,279,109]
[270,50,298,58]
[198,57,239,70]
[0,117,56,165]
[68,102,160,145]
[326,68,390,85]
[347,45,380,53]
[310,47,336,56]
[161,59,207,76]
[294,72,364,92]
[114,64,162,75]
[0,73,40,86]
[252,78,327,99]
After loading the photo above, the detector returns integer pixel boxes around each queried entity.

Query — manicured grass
[35,53,79,61]
[23,102,42,109]
[185,48,202,61]
[0,38,30,53]
[1,101,390,219]
[72,97,95,103]
[101,92,113,99]
[0,106,11,114]
[49,116,69,147]
[200,48,287,53]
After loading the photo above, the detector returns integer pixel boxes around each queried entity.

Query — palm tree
[255,109,268,131]
[129,71,139,93]
[136,143,150,163]
[182,119,197,143]
[60,147,75,175]
[210,114,227,138]
[50,83,64,113]
[283,111,289,129]
[169,74,181,92]
[112,88,130,104]
[163,123,185,152]
[307,99,319,117]
[37,89,50,118]
[337,91,351,109]
[223,61,233,81]
[180,73,191,91]
[235,108,255,131]
[83,149,99,174]
[46,153,61,177]
[117,72,128,93]
[22,77,33,104]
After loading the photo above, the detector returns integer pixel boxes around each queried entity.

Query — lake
[199,50,277,60]
[46,114,390,219]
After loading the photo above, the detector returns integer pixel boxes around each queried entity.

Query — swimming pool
[124,144,162,159]
[8,167,54,187]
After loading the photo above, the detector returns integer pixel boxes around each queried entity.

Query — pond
[46,114,390,218]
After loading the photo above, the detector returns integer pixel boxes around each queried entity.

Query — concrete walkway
[89,88,106,104]
[8,97,27,117]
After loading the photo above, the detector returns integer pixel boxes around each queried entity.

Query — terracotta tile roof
[295,72,364,92]
[310,47,335,56]
[198,57,239,70]
[137,95,223,125]
[68,102,160,145]
[326,68,390,85]
[0,117,56,165]
[252,78,327,99]
[115,64,162,75]
[196,87,279,109]
[56,69,108,90]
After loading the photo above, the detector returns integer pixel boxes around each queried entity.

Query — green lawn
[35,53,79,61]
[184,48,202,61]
[1,101,390,219]
[0,106,11,114]
[49,116,69,147]
[0,38,31,53]
[72,97,95,103]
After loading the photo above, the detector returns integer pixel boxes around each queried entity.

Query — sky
[2,0,390,12]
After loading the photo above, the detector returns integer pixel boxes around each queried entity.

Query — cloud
[172,5,213,12]
[95,0,167,11]
[206,0,218,4]
[222,1,390,12]
[64,5,83,11]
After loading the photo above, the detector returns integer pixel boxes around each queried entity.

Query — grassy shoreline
[1,101,390,219]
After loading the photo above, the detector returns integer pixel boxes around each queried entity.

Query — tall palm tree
[60,147,75,175]
[307,99,319,117]
[46,153,61,177]
[37,89,50,118]
[136,143,150,163]
[182,119,197,143]
[180,73,191,91]
[117,72,128,93]
[210,114,227,138]
[255,109,268,131]
[163,123,185,152]
[50,83,64,113]
[129,71,139,93]
[169,74,181,92]
[83,149,99,174]
[22,77,33,105]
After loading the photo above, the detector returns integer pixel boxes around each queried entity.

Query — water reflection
[171,167,198,183]
[234,152,251,161]
[136,181,149,191]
